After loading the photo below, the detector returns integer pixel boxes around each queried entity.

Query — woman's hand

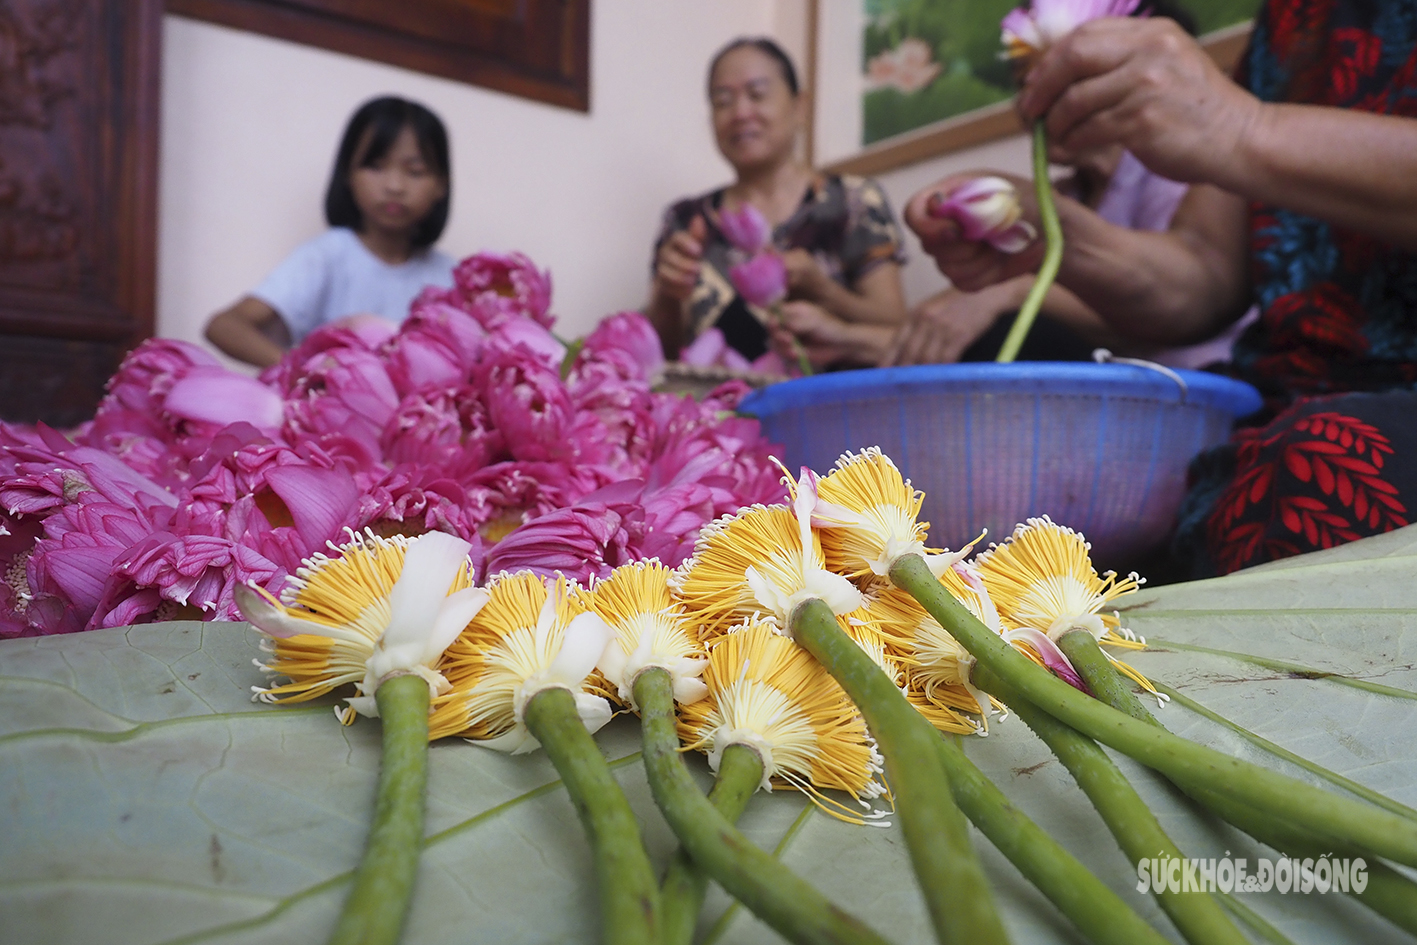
[772,300,893,369]
[653,215,707,303]
[883,283,1023,366]
[781,248,830,302]
[904,175,1047,293]
[1019,17,1261,186]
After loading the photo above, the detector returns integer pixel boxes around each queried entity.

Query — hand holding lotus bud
[927,176,1037,254]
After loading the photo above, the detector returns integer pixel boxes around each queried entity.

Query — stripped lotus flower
[718,202,772,253]
[677,619,888,825]
[429,570,613,752]
[579,559,707,707]
[1002,0,1141,64]
[869,570,999,734]
[672,468,862,641]
[929,176,1037,254]
[973,515,1158,699]
[234,529,488,724]
[809,448,976,582]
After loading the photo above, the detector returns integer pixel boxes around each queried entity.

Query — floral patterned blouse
[1228,0,1417,412]
[653,174,907,359]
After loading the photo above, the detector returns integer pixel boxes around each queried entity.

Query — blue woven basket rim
[738,363,1263,418]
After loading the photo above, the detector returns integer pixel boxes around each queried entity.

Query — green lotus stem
[522,686,659,945]
[1182,782,1417,936]
[1214,894,1295,945]
[701,803,817,945]
[996,121,1063,364]
[1057,629,1161,726]
[975,665,1248,945]
[633,667,891,945]
[327,674,431,945]
[1153,680,1417,823]
[887,552,1417,868]
[932,732,1169,945]
[788,599,1008,945]
[1145,637,1417,701]
[659,742,764,945]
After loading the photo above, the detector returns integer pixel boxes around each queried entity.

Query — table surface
[4,528,1417,945]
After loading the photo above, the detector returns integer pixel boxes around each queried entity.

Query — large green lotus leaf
[4,528,1417,944]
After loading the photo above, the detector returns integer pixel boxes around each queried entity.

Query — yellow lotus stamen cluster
[868,575,992,735]
[254,532,473,722]
[576,559,708,707]
[673,505,805,639]
[812,448,931,581]
[430,572,607,745]
[975,516,1159,698]
[677,620,889,826]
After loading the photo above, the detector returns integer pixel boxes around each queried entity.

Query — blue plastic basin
[738,363,1262,566]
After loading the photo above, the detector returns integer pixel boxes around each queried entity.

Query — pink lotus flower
[865,37,943,94]
[679,328,754,373]
[380,386,506,478]
[1002,0,1140,60]
[490,317,566,368]
[91,532,285,629]
[483,502,632,583]
[355,465,477,539]
[929,176,1038,254]
[718,203,772,253]
[451,252,554,329]
[86,339,220,445]
[729,252,789,307]
[579,311,665,381]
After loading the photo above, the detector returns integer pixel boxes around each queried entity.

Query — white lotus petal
[382,532,472,651]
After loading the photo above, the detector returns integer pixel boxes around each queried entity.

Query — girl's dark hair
[1136,1,1198,36]
[708,37,800,97]
[324,96,451,248]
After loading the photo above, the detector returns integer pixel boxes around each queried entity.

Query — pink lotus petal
[718,203,772,253]
[264,465,361,552]
[164,367,284,433]
[729,253,788,308]
[1005,626,1089,693]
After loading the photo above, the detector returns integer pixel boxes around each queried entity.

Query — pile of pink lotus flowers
[0,252,786,637]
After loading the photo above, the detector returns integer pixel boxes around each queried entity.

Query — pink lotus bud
[929,176,1038,254]
[718,203,772,253]
[729,252,788,307]
[1002,0,1141,59]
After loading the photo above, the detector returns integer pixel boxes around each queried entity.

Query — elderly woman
[905,0,1417,576]
[646,38,908,364]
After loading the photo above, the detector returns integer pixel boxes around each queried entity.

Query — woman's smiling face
[709,45,802,175]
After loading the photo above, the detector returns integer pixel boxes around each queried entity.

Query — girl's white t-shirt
[252,228,456,341]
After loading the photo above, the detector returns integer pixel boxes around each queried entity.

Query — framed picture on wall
[812,0,1262,176]
[167,0,591,112]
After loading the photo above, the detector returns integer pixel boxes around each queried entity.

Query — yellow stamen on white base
[672,504,861,642]
[677,620,889,826]
[244,530,478,725]
[975,516,1159,698]
[577,559,708,708]
[431,571,612,750]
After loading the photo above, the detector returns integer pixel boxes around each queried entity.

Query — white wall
[157,4,785,358]
[157,3,1034,362]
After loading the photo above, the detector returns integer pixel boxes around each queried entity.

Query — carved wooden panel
[167,0,592,112]
[0,0,161,425]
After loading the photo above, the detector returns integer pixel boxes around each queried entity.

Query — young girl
[205,96,455,367]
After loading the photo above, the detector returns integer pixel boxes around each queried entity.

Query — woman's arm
[1024,16,1417,251]
[905,175,1251,347]
[205,297,290,368]
[645,217,706,359]
[784,252,907,327]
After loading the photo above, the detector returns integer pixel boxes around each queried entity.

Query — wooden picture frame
[812,6,1254,178]
[167,0,593,112]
